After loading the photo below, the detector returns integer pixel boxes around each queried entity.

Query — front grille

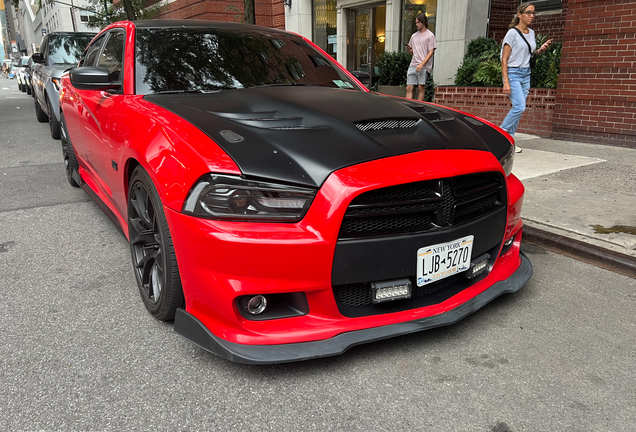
[334,274,460,309]
[331,241,501,318]
[332,273,486,318]
[338,172,504,240]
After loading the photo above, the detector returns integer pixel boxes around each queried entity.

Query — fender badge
[220,130,245,143]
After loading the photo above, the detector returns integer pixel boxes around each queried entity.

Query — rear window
[135,27,360,95]
[48,34,95,65]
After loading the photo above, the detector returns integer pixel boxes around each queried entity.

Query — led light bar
[371,279,412,304]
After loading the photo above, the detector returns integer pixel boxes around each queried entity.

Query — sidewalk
[512,133,636,278]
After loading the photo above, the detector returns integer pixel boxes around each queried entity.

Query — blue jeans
[500,67,531,137]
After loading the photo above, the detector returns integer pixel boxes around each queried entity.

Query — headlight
[183,174,317,222]
[499,145,514,177]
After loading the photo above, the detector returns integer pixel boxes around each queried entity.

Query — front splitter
[173,252,533,364]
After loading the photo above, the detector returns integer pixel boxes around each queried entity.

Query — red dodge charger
[59,20,532,363]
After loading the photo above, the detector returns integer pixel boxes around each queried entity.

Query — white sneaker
[515,146,522,153]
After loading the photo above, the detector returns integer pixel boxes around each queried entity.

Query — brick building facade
[552,0,635,146]
[156,0,285,29]
[489,1,569,42]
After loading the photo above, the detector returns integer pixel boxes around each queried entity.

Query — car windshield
[135,27,360,95]
[49,34,95,65]
[20,57,29,66]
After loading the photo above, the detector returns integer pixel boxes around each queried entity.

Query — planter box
[377,85,406,98]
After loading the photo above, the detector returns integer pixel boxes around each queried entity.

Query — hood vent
[355,118,421,132]
[406,105,455,123]
[214,111,317,130]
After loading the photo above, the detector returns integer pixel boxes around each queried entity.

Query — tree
[244,0,255,25]
[78,0,164,30]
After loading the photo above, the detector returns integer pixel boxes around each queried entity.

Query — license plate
[416,236,474,286]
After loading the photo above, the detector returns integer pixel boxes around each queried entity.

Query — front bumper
[174,251,532,364]
[166,149,529,361]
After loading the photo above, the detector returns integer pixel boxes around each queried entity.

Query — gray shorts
[407,66,428,86]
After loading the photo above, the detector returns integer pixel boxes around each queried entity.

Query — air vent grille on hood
[355,119,421,132]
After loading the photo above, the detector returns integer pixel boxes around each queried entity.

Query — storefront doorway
[346,3,386,83]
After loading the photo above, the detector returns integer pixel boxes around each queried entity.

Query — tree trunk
[244,0,255,24]
[122,0,137,21]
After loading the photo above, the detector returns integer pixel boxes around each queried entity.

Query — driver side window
[81,34,106,67]
[98,31,125,83]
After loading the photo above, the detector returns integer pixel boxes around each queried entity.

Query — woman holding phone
[500,3,552,153]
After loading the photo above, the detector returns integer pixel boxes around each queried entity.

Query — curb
[522,226,636,279]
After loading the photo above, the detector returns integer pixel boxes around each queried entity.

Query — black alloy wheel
[128,167,184,321]
[48,98,61,139]
[60,112,79,187]
[34,95,48,123]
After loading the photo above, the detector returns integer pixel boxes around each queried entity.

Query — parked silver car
[16,56,31,93]
[31,31,96,139]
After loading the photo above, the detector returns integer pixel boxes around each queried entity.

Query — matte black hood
[145,87,510,188]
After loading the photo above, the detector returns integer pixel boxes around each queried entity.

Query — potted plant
[375,51,410,97]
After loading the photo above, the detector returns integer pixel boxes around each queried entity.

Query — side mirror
[351,70,371,88]
[70,66,121,91]
[31,53,45,64]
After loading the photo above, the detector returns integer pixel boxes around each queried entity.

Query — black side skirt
[173,252,533,364]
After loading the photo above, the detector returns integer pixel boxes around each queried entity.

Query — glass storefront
[313,0,338,59]
[402,0,437,47]
[310,0,436,72]
[346,4,386,80]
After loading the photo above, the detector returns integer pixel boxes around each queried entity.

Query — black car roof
[132,19,290,35]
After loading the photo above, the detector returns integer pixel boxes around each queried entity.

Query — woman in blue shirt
[501,3,552,153]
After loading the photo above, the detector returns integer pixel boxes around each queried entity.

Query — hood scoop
[214,110,317,130]
[355,118,421,132]
[406,104,456,123]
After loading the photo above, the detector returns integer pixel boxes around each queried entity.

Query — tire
[21,82,26,92]
[60,112,80,187]
[128,167,184,321]
[26,84,31,95]
[34,95,48,123]
[18,82,23,92]
[48,98,61,139]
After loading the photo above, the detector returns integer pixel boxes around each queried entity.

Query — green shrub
[425,73,436,102]
[531,36,562,89]
[474,58,503,87]
[454,34,561,89]
[455,57,480,86]
[466,37,501,60]
[376,51,412,86]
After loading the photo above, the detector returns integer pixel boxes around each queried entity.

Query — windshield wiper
[255,83,318,88]
[152,89,206,95]
[153,87,235,95]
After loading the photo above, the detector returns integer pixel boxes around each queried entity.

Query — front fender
[44,81,62,122]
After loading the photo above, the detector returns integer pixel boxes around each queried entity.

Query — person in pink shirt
[405,14,436,101]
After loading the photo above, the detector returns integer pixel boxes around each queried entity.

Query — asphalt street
[1,84,635,431]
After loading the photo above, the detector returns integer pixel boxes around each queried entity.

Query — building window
[520,0,562,12]
[313,0,337,59]
[402,0,437,48]
[80,10,96,23]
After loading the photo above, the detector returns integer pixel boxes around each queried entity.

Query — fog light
[504,237,514,247]
[246,295,267,315]
[371,279,412,304]
[464,253,491,279]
